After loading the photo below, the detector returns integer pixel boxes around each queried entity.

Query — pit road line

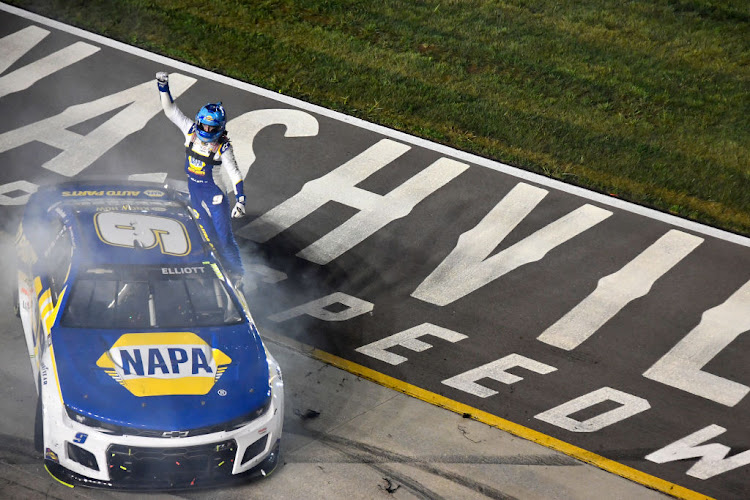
[259,328,711,500]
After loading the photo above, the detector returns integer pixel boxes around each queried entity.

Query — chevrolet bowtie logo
[162,430,190,438]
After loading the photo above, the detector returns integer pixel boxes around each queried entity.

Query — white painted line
[413,185,613,306]
[643,277,750,407]
[442,353,557,398]
[538,230,705,350]
[0,40,99,98]
[0,25,48,73]
[356,323,468,366]
[2,2,748,248]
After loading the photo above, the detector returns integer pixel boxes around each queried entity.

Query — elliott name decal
[162,266,206,275]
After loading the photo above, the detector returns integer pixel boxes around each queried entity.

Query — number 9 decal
[73,432,88,444]
[94,212,191,256]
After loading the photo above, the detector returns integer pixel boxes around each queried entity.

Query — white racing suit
[158,90,244,276]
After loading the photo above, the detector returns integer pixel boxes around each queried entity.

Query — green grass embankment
[9,0,750,235]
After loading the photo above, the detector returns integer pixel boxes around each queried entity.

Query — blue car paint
[52,324,270,430]
[25,181,270,431]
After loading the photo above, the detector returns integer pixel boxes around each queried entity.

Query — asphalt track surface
[0,4,749,499]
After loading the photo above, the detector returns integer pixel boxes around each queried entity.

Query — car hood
[51,324,270,431]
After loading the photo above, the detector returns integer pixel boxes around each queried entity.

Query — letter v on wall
[412,182,613,306]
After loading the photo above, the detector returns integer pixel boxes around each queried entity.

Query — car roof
[32,182,214,266]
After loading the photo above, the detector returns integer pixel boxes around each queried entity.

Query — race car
[14,181,283,489]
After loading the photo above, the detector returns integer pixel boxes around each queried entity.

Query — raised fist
[156,72,169,91]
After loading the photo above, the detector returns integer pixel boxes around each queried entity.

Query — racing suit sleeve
[158,83,194,136]
[220,141,245,201]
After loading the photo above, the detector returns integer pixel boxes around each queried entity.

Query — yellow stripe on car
[44,464,73,488]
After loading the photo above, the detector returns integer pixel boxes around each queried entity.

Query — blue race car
[14,181,283,489]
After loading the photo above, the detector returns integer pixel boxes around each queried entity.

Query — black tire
[34,388,43,453]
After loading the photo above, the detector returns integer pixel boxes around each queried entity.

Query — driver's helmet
[194,102,226,142]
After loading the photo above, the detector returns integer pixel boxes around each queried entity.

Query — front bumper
[46,439,280,490]
[40,359,285,490]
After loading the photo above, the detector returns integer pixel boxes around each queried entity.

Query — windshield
[61,264,243,329]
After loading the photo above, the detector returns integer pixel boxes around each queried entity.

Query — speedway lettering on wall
[1,15,749,497]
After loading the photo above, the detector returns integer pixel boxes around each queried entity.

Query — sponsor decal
[95,204,168,212]
[161,266,206,275]
[143,189,164,197]
[188,157,206,176]
[96,332,232,397]
[45,448,59,463]
[61,190,141,197]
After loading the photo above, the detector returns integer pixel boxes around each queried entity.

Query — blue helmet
[194,102,226,142]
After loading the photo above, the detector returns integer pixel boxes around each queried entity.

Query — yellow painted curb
[311,348,713,500]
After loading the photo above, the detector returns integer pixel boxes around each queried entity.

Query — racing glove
[156,71,170,92]
[231,196,246,218]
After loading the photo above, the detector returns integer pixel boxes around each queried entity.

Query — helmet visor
[198,122,219,133]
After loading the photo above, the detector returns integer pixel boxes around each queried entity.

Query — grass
[8,0,750,235]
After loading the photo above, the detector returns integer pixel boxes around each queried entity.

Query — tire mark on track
[286,428,526,499]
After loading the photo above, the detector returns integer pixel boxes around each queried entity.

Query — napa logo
[187,156,206,175]
[96,332,231,397]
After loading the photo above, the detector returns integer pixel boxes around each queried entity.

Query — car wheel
[34,389,43,453]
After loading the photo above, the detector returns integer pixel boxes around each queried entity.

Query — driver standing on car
[155,71,245,282]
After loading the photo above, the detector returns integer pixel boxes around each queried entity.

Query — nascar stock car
[13,181,283,489]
